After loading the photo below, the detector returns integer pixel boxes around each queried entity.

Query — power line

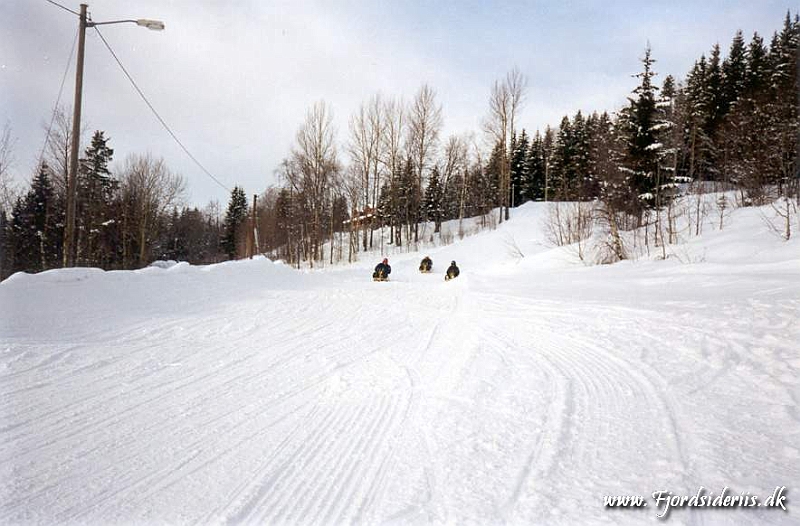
[37,28,79,172]
[93,26,231,193]
[43,0,79,16]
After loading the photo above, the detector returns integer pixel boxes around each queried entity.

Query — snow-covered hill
[1,201,799,525]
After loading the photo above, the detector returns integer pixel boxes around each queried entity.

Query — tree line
[1,11,797,277]
[0,110,226,279]
[252,11,797,266]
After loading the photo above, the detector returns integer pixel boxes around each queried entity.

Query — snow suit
[445,262,460,281]
[373,262,391,280]
[419,257,432,273]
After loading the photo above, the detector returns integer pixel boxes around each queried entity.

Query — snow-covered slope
[1,202,799,525]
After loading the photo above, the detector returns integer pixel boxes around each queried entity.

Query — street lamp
[91,19,166,31]
[63,4,164,267]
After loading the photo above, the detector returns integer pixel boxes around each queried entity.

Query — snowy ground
[1,202,799,525]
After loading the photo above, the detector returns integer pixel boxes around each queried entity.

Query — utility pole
[249,194,258,259]
[545,160,549,202]
[61,4,164,267]
[63,3,88,267]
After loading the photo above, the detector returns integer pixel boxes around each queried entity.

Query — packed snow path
[1,203,799,525]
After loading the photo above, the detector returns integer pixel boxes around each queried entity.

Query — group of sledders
[373,257,460,282]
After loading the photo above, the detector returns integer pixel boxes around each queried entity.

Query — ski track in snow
[1,203,799,525]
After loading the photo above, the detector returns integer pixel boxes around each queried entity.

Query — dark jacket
[420,257,432,271]
[375,262,391,277]
[446,263,460,278]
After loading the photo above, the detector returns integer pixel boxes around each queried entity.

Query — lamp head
[136,19,165,31]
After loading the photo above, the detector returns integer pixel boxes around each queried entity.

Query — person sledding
[445,260,460,281]
[419,256,433,273]
[373,258,391,281]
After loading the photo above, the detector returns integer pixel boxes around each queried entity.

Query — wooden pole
[249,194,257,259]
[64,4,88,267]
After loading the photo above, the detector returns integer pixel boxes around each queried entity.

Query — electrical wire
[37,28,79,172]
[43,0,79,17]
[93,26,231,193]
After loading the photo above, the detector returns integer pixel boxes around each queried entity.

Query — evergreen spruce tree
[570,111,591,199]
[581,112,603,200]
[9,197,29,271]
[441,170,461,221]
[470,162,496,218]
[11,164,62,272]
[765,11,799,195]
[654,74,684,213]
[161,207,213,263]
[706,44,725,134]
[722,30,748,113]
[485,142,504,209]
[377,180,393,227]
[424,166,445,232]
[377,168,402,245]
[697,44,725,180]
[0,210,10,280]
[509,129,529,207]
[523,131,546,201]
[746,32,769,95]
[685,56,716,180]
[397,159,420,243]
[77,130,116,266]
[222,185,248,259]
[661,74,676,100]
[160,208,184,261]
[589,111,623,206]
[550,116,574,199]
[617,46,663,215]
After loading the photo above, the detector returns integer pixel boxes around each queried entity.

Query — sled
[373,276,389,282]
[419,268,432,274]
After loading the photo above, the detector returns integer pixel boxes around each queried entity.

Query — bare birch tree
[43,106,86,198]
[442,134,469,231]
[381,97,406,245]
[119,153,185,266]
[0,122,17,214]
[483,67,527,223]
[407,84,442,242]
[348,95,386,250]
[286,101,339,265]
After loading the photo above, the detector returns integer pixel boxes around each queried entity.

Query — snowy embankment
[1,201,799,525]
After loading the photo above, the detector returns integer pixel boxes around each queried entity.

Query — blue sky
[1,0,794,207]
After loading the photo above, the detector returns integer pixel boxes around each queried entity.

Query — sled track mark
[130,399,321,517]
[220,400,347,525]
[349,364,428,524]
[498,342,564,520]
[279,400,382,524]
[253,398,369,524]
[326,394,404,525]
[474,292,692,519]
[56,397,321,522]
[296,396,398,525]
[0,307,389,469]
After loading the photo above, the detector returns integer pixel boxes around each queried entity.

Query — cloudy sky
[1,0,793,207]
